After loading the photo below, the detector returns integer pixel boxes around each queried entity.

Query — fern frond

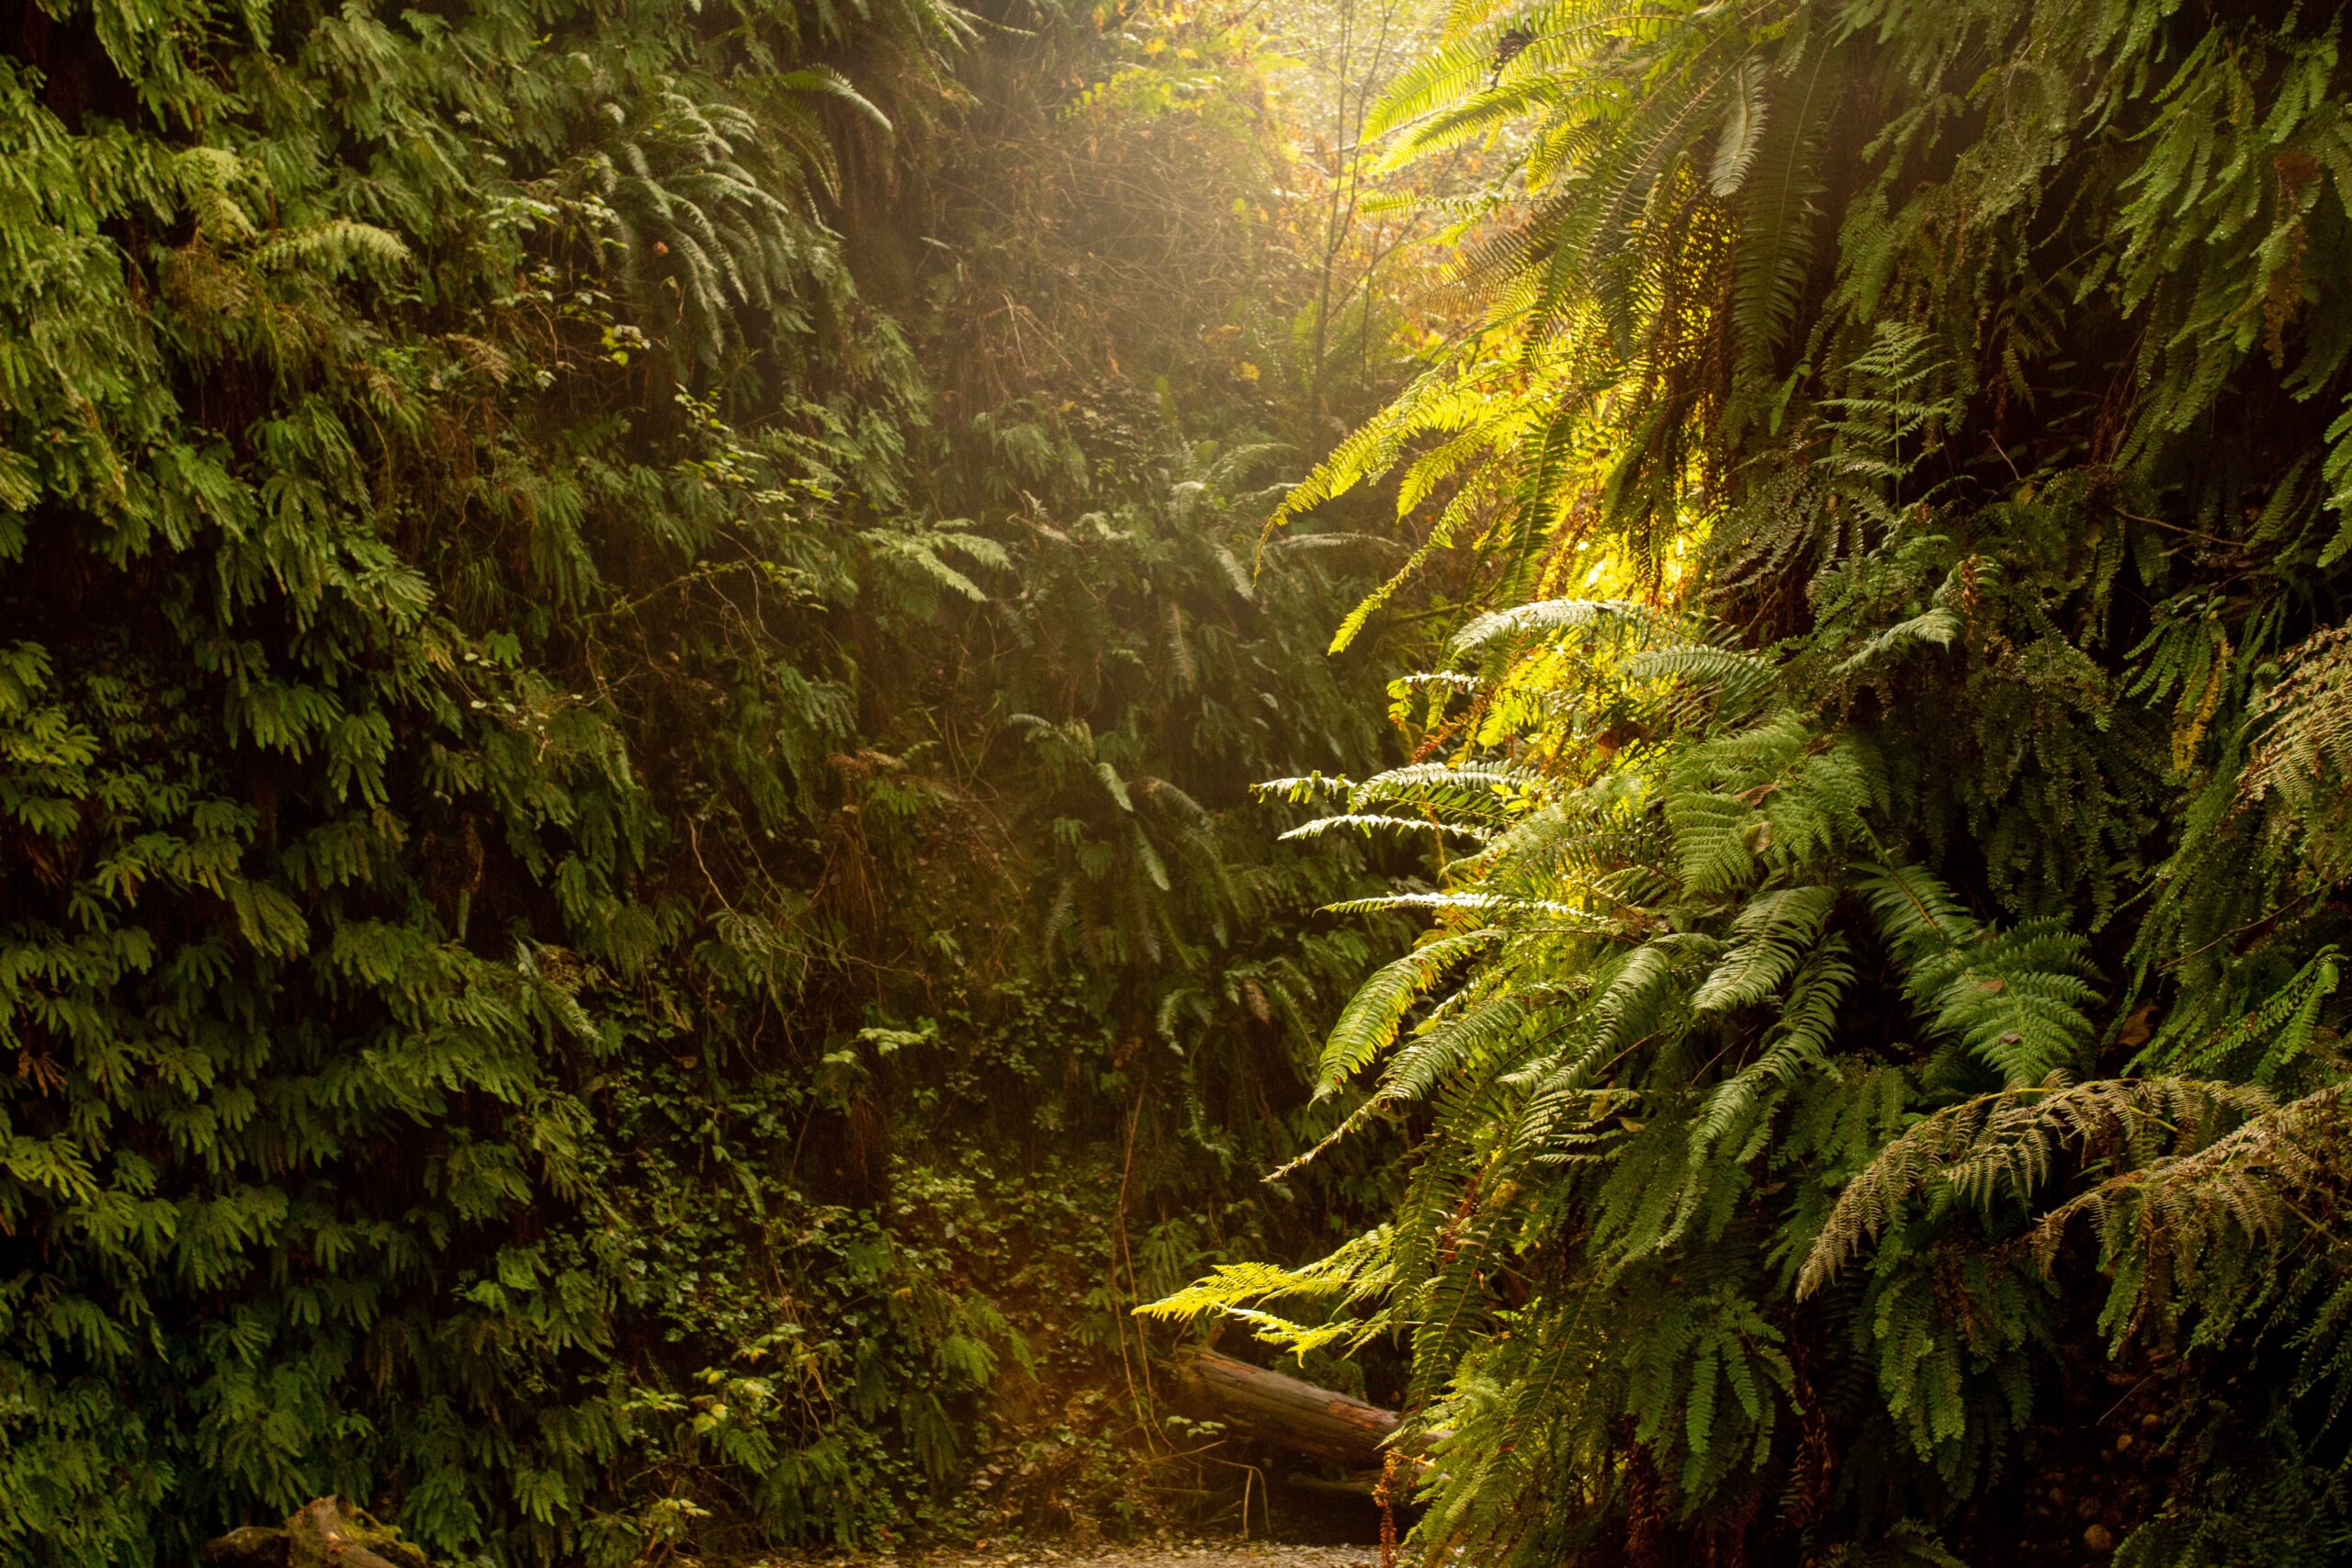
[1313,929,1504,1093]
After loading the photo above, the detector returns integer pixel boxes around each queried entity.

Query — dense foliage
[0,0,1428,1561]
[1157,0,2352,1563]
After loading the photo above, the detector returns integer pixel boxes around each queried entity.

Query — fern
[1314,929,1505,1093]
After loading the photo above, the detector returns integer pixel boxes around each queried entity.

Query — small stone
[2085,1523,2117,1553]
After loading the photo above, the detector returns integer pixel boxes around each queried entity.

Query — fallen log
[204,1497,431,1568]
[1169,1349,1406,1468]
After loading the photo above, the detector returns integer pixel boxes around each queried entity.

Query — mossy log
[203,1498,431,1568]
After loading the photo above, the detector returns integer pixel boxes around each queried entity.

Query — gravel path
[873,1545,1382,1568]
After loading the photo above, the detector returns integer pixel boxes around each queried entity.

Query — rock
[2085,1523,2117,1553]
